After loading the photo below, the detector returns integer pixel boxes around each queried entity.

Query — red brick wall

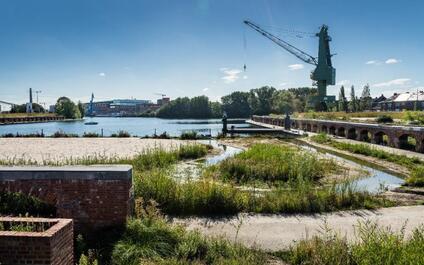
[0,218,73,265]
[0,178,132,231]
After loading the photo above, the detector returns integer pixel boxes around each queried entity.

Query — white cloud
[336,80,350,86]
[98,72,106,77]
[385,58,400,64]
[365,60,379,65]
[243,75,248,79]
[288,64,304,70]
[203,87,209,92]
[220,68,242,83]
[373,78,411,88]
[279,82,287,87]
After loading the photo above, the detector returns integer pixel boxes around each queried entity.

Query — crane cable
[243,25,247,72]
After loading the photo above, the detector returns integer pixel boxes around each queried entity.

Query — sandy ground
[175,205,424,251]
[0,138,186,163]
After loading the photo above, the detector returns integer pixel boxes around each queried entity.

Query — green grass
[111,201,266,265]
[406,166,424,187]
[280,221,424,265]
[216,143,336,185]
[311,133,424,170]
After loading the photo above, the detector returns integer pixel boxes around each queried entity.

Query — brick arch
[347,128,357,139]
[337,127,346,137]
[321,125,328,133]
[398,133,417,151]
[373,131,389,146]
[358,129,371,142]
[306,123,312,132]
[329,126,336,135]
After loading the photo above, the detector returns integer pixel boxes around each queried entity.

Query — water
[0,117,248,137]
[298,144,405,193]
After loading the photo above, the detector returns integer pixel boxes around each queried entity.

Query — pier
[0,114,64,125]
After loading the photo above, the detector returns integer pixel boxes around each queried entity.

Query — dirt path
[175,205,424,251]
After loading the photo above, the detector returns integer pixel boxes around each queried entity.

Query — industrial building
[85,97,169,116]
[378,91,424,111]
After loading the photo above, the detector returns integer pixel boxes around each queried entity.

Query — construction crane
[154,93,167,98]
[244,20,336,104]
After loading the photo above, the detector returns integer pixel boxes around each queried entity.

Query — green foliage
[376,114,394,123]
[217,144,335,185]
[407,166,424,187]
[404,111,424,125]
[52,130,79,138]
[157,96,221,119]
[359,84,372,111]
[111,130,131,137]
[112,203,266,265]
[0,191,55,217]
[338,86,348,112]
[180,131,198,140]
[55,96,81,119]
[285,222,424,265]
[83,132,100,137]
[10,103,45,113]
[311,135,424,170]
[311,133,333,144]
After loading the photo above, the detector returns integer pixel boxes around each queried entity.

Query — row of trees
[155,86,318,119]
[338,84,373,112]
[156,96,222,119]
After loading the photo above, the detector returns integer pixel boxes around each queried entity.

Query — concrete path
[175,206,424,251]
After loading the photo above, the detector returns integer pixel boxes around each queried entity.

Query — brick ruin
[0,217,73,265]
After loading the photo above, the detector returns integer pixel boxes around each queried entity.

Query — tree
[11,103,45,113]
[156,96,221,119]
[338,86,348,112]
[77,101,85,118]
[250,86,276,115]
[359,84,372,111]
[55,97,81,119]
[349,85,357,112]
[273,90,297,114]
[221,91,251,118]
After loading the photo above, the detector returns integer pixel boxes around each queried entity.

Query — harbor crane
[244,20,336,104]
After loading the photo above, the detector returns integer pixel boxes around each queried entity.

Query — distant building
[157,97,170,106]
[379,91,424,111]
[371,94,387,111]
[83,98,166,116]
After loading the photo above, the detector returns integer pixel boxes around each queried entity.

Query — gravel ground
[0,138,186,163]
[175,205,424,251]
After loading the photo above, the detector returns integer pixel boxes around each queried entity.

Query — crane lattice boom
[243,20,317,66]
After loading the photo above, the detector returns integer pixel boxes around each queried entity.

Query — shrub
[83,132,100,138]
[311,133,332,144]
[52,130,78,138]
[180,131,198,140]
[406,166,424,187]
[376,114,393,123]
[111,130,131,137]
[0,191,56,217]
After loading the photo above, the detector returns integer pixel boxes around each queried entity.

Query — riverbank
[0,114,64,125]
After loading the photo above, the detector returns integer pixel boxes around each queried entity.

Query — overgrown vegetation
[406,166,424,187]
[111,200,266,265]
[216,143,336,185]
[376,114,394,123]
[281,221,424,265]
[111,130,131,137]
[0,191,55,217]
[311,133,423,170]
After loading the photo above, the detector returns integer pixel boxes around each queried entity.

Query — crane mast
[244,20,336,104]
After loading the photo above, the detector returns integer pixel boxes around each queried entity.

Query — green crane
[244,20,336,104]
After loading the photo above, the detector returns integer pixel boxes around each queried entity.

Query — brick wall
[0,165,133,232]
[0,217,73,265]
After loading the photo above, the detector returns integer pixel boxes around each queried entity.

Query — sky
[0,0,423,106]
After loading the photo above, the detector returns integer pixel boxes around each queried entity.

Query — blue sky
[0,0,423,105]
